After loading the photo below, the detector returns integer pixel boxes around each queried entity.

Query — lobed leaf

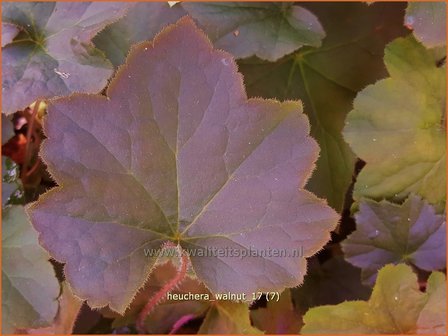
[343,35,446,208]
[182,2,325,61]
[1,2,131,114]
[342,194,446,285]
[239,2,408,211]
[301,264,446,334]
[405,2,446,48]
[27,17,338,313]
[2,205,60,334]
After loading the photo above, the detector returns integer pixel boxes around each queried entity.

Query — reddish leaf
[2,133,27,165]
[28,17,338,313]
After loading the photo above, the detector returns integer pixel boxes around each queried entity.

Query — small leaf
[239,2,408,211]
[93,2,186,67]
[28,17,338,313]
[343,35,446,208]
[342,195,446,285]
[2,205,59,333]
[1,2,131,114]
[199,301,262,334]
[183,2,325,61]
[405,2,446,48]
[251,289,301,334]
[301,264,446,334]
[1,22,20,47]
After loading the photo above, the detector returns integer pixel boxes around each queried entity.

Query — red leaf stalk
[136,243,189,334]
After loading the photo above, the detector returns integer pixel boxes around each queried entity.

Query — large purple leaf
[27,17,338,313]
[342,194,446,285]
[1,2,131,114]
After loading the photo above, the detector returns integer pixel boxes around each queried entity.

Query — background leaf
[251,289,301,334]
[24,282,83,334]
[342,195,446,285]
[405,2,446,48]
[93,2,186,67]
[2,205,59,334]
[416,272,446,334]
[343,35,446,208]
[301,264,446,334]
[182,2,325,61]
[1,2,131,114]
[238,2,408,211]
[27,17,338,314]
[198,301,261,334]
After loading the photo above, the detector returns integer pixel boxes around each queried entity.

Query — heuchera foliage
[1,2,446,334]
[27,18,338,313]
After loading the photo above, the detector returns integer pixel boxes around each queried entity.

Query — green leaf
[2,205,60,333]
[251,289,301,334]
[417,272,446,334]
[199,301,262,334]
[27,18,338,313]
[405,2,446,48]
[343,35,446,208]
[238,2,408,211]
[301,264,446,334]
[93,2,186,67]
[1,2,131,114]
[182,2,325,61]
[342,195,446,285]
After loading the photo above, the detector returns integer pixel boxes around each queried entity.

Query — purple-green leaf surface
[342,194,446,285]
[2,205,59,333]
[1,22,21,47]
[182,2,325,62]
[93,2,186,67]
[27,18,338,313]
[1,2,131,114]
[405,2,446,48]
